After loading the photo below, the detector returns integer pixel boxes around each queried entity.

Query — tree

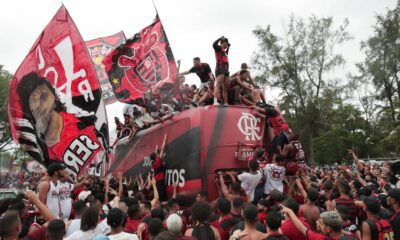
[353,1,400,122]
[252,15,352,162]
[0,65,12,152]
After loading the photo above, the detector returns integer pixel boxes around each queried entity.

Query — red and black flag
[85,31,126,105]
[8,5,109,178]
[102,16,177,103]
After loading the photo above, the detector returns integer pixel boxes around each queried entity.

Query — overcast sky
[1,0,397,140]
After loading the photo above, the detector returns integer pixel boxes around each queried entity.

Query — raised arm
[281,205,308,236]
[218,173,231,199]
[213,37,222,51]
[25,190,55,222]
[118,172,123,197]
[151,176,160,208]
[160,133,168,159]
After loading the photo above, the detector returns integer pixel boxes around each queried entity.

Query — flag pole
[151,0,159,16]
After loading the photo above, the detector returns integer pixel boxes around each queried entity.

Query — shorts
[215,68,229,77]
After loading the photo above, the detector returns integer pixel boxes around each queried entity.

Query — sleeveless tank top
[46,180,61,218]
[192,224,215,240]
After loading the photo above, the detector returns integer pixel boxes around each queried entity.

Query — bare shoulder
[184,228,193,236]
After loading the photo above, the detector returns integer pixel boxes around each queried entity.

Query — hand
[177,59,181,65]
[117,171,123,180]
[151,176,156,186]
[172,181,178,189]
[25,190,40,205]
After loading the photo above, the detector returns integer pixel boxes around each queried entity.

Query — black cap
[363,196,381,214]
[388,189,400,202]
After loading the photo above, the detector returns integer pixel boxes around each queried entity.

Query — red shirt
[152,156,165,181]
[281,217,310,240]
[124,217,141,233]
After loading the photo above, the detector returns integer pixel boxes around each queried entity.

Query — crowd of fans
[111,36,267,146]
[0,148,400,240]
[1,36,400,240]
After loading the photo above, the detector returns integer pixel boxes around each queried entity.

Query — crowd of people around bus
[1,36,400,240]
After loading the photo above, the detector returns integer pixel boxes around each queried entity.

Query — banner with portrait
[8,6,109,178]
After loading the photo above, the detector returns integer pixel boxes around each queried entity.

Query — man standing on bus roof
[179,57,215,90]
[151,133,168,201]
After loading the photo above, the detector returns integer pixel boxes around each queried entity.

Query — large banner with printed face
[102,16,177,103]
[8,6,109,178]
[85,32,126,105]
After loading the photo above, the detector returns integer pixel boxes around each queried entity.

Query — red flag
[8,6,108,178]
[85,31,126,105]
[102,16,177,103]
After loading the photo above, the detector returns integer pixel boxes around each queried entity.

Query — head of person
[266,210,283,232]
[229,182,241,195]
[47,162,68,179]
[242,203,258,225]
[150,152,157,161]
[283,198,299,216]
[217,198,231,216]
[128,204,141,220]
[166,214,183,236]
[47,219,65,240]
[0,213,21,239]
[317,211,343,235]
[17,72,64,135]
[248,158,259,172]
[275,154,286,166]
[107,208,124,229]
[72,200,87,218]
[148,218,163,239]
[363,196,381,215]
[80,206,99,231]
[196,191,208,203]
[220,37,230,49]
[233,197,244,212]
[307,188,320,203]
[339,182,351,196]
[114,117,120,123]
[167,199,179,214]
[387,188,400,208]
[255,148,264,159]
[239,70,249,80]
[191,202,212,224]
[151,207,165,221]
[140,200,152,217]
[193,57,201,67]
[241,63,248,70]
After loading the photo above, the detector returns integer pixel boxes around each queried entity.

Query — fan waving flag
[8,5,109,178]
[86,31,126,105]
[102,16,177,103]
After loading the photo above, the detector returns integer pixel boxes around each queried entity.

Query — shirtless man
[230,204,268,240]
[299,188,320,231]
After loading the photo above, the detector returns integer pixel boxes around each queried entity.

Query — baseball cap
[166,214,182,234]
[388,189,400,202]
[78,191,92,201]
[363,196,381,214]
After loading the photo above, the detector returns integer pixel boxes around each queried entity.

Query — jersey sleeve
[189,66,196,73]
[306,229,326,240]
[205,64,212,74]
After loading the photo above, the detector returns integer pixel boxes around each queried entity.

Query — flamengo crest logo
[237,113,262,141]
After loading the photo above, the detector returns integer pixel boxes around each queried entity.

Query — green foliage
[0,66,12,152]
[252,15,352,163]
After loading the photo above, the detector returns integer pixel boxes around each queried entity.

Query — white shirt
[238,171,261,201]
[66,219,81,237]
[59,181,74,220]
[46,180,61,218]
[64,229,99,240]
[263,164,285,194]
[109,232,139,240]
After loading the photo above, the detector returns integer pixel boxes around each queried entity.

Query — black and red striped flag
[102,16,177,103]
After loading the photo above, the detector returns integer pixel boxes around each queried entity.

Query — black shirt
[390,211,400,240]
[189,63,212,83]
